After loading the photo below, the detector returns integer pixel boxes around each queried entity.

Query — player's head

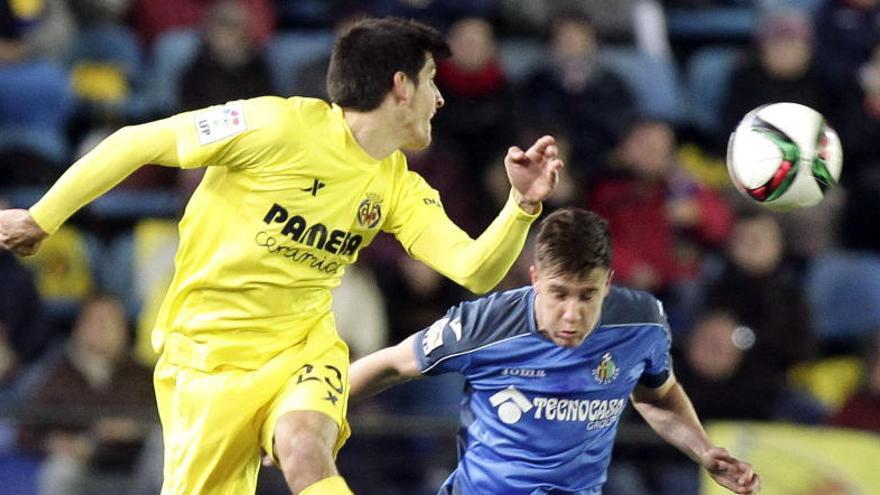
[530,208,612,347]
[327,17,451,149]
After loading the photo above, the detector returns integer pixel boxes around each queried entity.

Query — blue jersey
[413,286,672,495]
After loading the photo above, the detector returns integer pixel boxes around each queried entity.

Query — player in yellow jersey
[0,17,563,495]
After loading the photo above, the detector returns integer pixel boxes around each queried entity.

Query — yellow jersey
[31,97,539,371]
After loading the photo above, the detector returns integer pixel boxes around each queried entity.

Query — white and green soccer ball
[726,102,843,211]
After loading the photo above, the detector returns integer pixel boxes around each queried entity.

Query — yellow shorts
[154,318,351,495]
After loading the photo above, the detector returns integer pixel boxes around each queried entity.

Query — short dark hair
[535,208,611,277]
[327,17,451,111]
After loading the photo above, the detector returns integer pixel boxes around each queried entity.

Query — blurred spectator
[331,264,389,360]
[828,333,880,433]
[68,0,129,27]
[700,209,815,361]
[0,0,75,184]
[498,0,671,57]
[433,16,518,181]
[839,167,880,252]
[0,321,24,402]
[675,307,822,426]
[179,0,273,111]
[0,252,53,402]
[696,210,823,421]
[523,11,636,174]
[366,0,495,32]
[828,44,880,259]
[0,249,52,368]
[0,0,74,63]
[674,311,771,420]
[588,120,732,302]
[0,201,53,384]
[814,0,880,91]
[17,293,155,495]
[829,42,880,183]
[293,11,366,100]
[130,0,274,48]
[720,9,830,142]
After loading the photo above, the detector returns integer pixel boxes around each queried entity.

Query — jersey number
[296,364,345,394]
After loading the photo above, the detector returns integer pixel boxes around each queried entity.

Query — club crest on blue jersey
[357,194,383,229]
[591,352,620,385]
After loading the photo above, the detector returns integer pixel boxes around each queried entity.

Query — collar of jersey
[526,286,540,337]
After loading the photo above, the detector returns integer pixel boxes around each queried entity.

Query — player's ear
[391,71,412,103]
[605,269,614,289]
[529,265,539,286]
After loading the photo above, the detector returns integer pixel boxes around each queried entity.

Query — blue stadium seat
[772,0,825,14]
[806,251,880,343]
[685,46,742,134]
[0,186,45,208]
[0,454,39,495]
[667,7,758,41]
[0,61,74,164]
[599,48,686,123]
[66,24,143,83]
[0,186,181,219]
[266,30,334,96]
[65,24,144,112]
[497,37,548,84]
[88,189,183,219]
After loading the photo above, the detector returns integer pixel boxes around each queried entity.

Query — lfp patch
[195,102,247,145]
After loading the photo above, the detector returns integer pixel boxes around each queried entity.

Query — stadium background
[1,0,880,493]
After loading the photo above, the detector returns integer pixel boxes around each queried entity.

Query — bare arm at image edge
[632,377,762,494]
[349,334,422,401]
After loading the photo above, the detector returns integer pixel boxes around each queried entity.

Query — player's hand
[504,135,564,214]
[0,208,48,256]
[703,447,761,494]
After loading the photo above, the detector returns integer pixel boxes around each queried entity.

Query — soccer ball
[726,102,843,211]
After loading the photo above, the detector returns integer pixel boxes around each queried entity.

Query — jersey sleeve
[385,167,539,294]
[169,97,291,170]
[29,97,290,234]
[638,297,674,389]
[382,166,448,248]
[412,294,501,376]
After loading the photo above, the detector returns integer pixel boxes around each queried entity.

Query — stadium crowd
[1,0,879,494]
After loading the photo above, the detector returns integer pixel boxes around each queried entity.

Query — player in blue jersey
[349,207,761,494]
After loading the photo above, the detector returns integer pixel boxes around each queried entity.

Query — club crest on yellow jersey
[357,194,383,229]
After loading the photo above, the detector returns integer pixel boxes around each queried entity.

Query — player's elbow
[448,266,499,294]
[458,275,499,295]
[390,336,421,378]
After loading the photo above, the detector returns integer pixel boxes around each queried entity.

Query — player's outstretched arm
[349,334,422,402]
[631,378,761,494]
[0,117,197,256]
[405,136,563,294]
